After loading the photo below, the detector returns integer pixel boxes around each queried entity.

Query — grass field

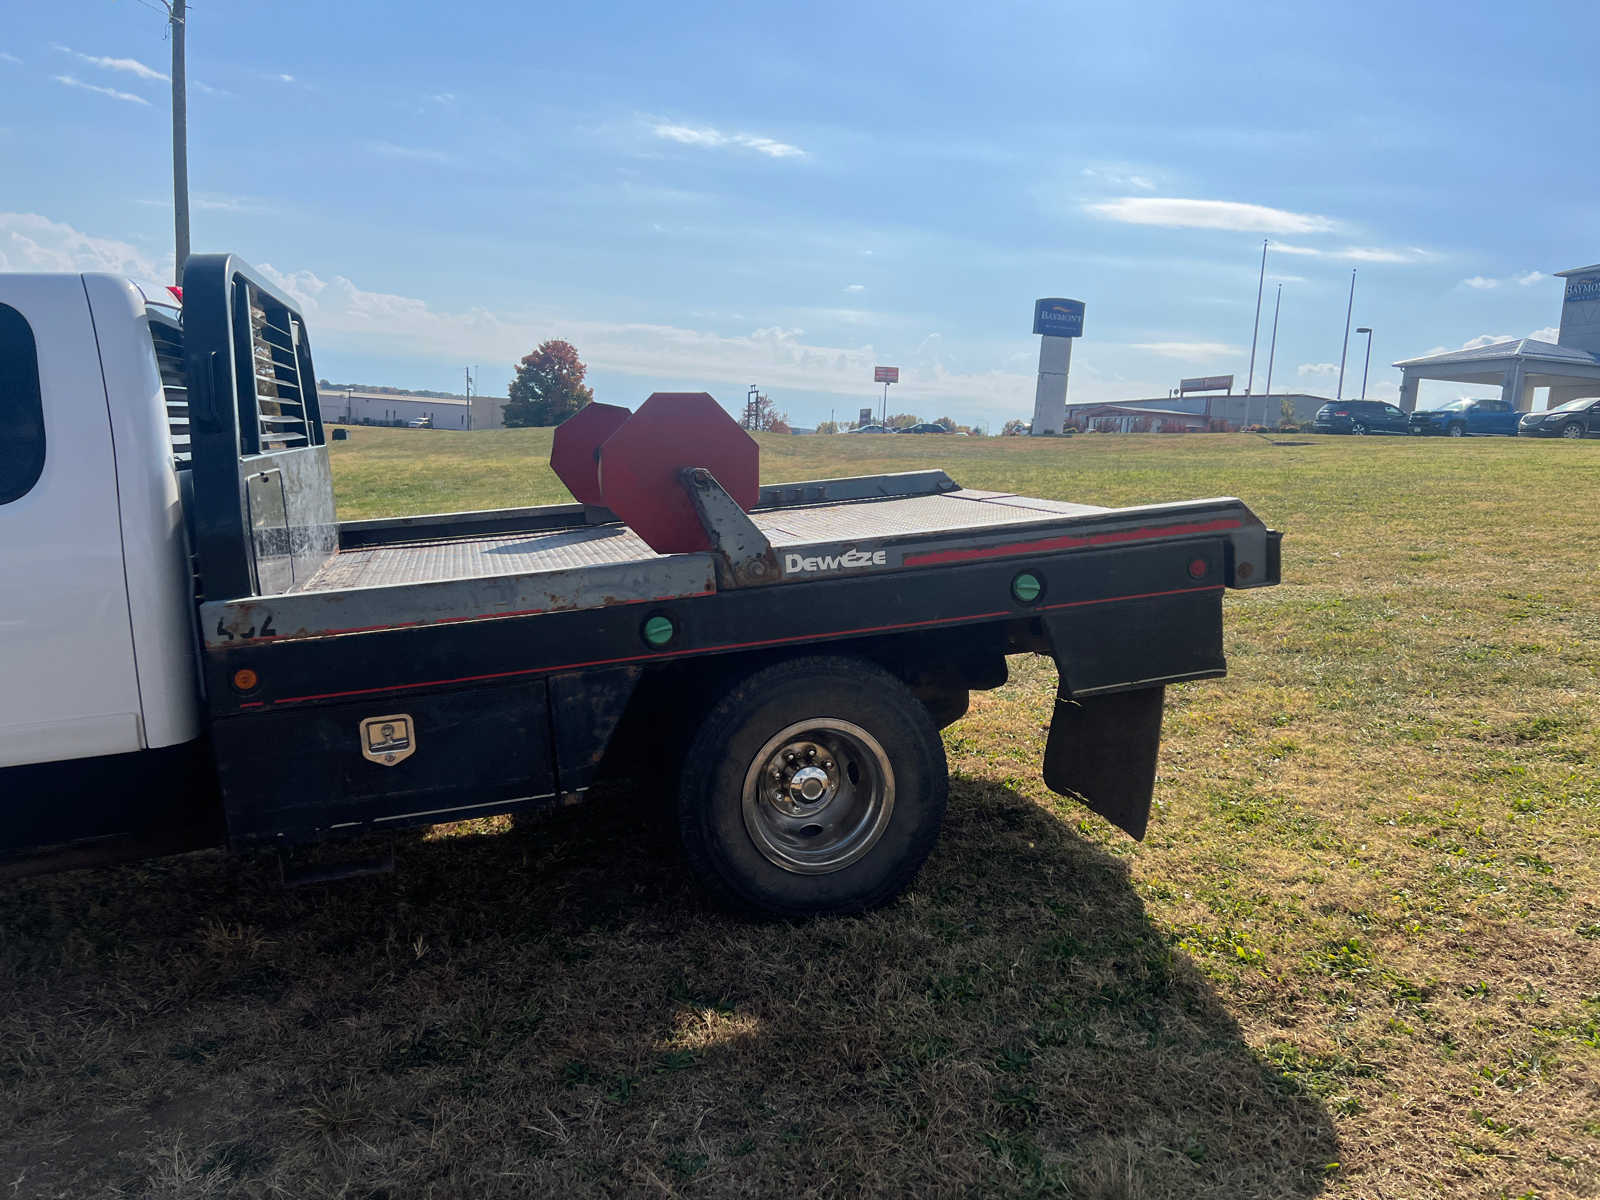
[3,428,1598,1198]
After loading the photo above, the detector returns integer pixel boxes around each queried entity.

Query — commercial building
[1395,262,1600,412]
[1063,392,1328,432]
[321,388,504,430]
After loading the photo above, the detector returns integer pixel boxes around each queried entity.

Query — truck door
[1488,399,1516,434]
[0,278,145,768]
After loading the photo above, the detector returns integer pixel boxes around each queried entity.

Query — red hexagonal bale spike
[599,392,759,554]
[549,402,633,506]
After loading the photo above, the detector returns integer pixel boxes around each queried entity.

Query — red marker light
[166,286,183,302]
[1187,557,1209,579]
[1333,410,1349,416]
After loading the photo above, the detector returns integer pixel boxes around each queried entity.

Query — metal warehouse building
[322,388,505,430]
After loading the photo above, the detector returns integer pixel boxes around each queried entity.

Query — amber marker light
[233,668,259,691]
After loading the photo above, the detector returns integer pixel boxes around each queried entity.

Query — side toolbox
[212,683,556,850]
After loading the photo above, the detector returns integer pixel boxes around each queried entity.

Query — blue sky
[3,1,1594,424]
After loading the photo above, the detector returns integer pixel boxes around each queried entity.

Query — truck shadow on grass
[0,776,1338,1199]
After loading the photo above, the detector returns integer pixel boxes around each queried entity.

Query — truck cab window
[0,303,46,504]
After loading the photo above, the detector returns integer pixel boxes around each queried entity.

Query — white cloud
[1270,240,1431,264]
[653,123,804,158]
[53,74,149,104]
[83,54,167,81]
[1079,167,1157,190]
[1,52,23,65]
[192,80,231,97]
[1516,271,1546,286]
[844,284,864,292]
[277,74,296,83]
[193,192,274,214]
[367,141,452,162]
[1461,270,1546,290]
[0,212,167,280]
[1459,327,1559,349]
[1461,276,1498,290]
[53,43,168,81]
[1128,341,1242,359]
[1298,362,1340,377]
[252,262,1051,409]
[1085,197,1338,234]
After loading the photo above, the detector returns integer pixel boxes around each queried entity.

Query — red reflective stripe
[902,517,1243,567]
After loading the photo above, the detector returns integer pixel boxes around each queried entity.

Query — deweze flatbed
[0,257,1282,917]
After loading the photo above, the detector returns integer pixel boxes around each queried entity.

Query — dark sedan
[1518,397,1600,439]
[896,422,950,433]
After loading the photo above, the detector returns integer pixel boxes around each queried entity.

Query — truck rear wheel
[676,656,948,919]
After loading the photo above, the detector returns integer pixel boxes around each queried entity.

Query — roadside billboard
[874,366,900,384]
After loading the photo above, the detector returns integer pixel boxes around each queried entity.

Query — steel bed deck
[298,491,1109,593]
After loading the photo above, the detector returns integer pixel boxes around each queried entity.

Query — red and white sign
[874,366,900,384]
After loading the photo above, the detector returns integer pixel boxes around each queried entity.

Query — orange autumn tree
[504,339,595,427]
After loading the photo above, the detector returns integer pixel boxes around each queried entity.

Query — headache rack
[146,310,190,468]
[237,280,314,453]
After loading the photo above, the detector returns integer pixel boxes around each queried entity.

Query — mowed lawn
[2,428,1597,1199]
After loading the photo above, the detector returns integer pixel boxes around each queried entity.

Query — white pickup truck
[0,255,1281,916]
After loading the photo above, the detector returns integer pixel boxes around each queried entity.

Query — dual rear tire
[675,656,948,919]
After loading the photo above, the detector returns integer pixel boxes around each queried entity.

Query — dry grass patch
[3,431,1598,1197]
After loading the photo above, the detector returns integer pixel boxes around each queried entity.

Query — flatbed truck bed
[0,254,1281,918]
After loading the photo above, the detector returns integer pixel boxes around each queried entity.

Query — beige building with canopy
[1395,263,1600,413]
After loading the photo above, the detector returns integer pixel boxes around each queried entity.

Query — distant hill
[317,380,470,401]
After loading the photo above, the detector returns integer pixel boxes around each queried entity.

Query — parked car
[897,423,949,434]
[1312,399,1410,435]
[1407,397,1518,437]
[407,416,433,429]
[1518,397,1600,439]
[851,423,889,434]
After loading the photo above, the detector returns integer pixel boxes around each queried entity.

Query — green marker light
[1012,573,1042,603]
[643,615,676,647]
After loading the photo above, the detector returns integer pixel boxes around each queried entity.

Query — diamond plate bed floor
[298,491,1107,592]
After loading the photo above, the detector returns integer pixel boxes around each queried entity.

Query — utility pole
[1336,269,1357,400]
[1245,239,1267,395]
[163,0,189,285]
[465,367,473,429]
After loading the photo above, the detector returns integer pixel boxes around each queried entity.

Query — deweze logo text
[785,549,888,574]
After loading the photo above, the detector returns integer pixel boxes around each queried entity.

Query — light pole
[1356,327,1373,400]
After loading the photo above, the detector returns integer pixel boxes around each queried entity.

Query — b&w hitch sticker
[784,549,888,575]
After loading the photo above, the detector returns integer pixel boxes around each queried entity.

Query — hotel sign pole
[873,365,899,426]
[1030,298,1085,435]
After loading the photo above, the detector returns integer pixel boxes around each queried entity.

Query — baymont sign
[784,549,889,574]
[1564,275,1600,303]
[1033,297,1086,338]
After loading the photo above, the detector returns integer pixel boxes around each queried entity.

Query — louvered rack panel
[246,284,310,452]
[147,312,190,467]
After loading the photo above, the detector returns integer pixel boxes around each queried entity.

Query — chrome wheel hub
[742,719,895,875]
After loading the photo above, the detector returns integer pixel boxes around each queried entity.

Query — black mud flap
[1042,686,1165,840]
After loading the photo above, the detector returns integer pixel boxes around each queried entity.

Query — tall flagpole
[1264,284,1282,415]
[1336,269,1356,400]
[1245,239,1267,396]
